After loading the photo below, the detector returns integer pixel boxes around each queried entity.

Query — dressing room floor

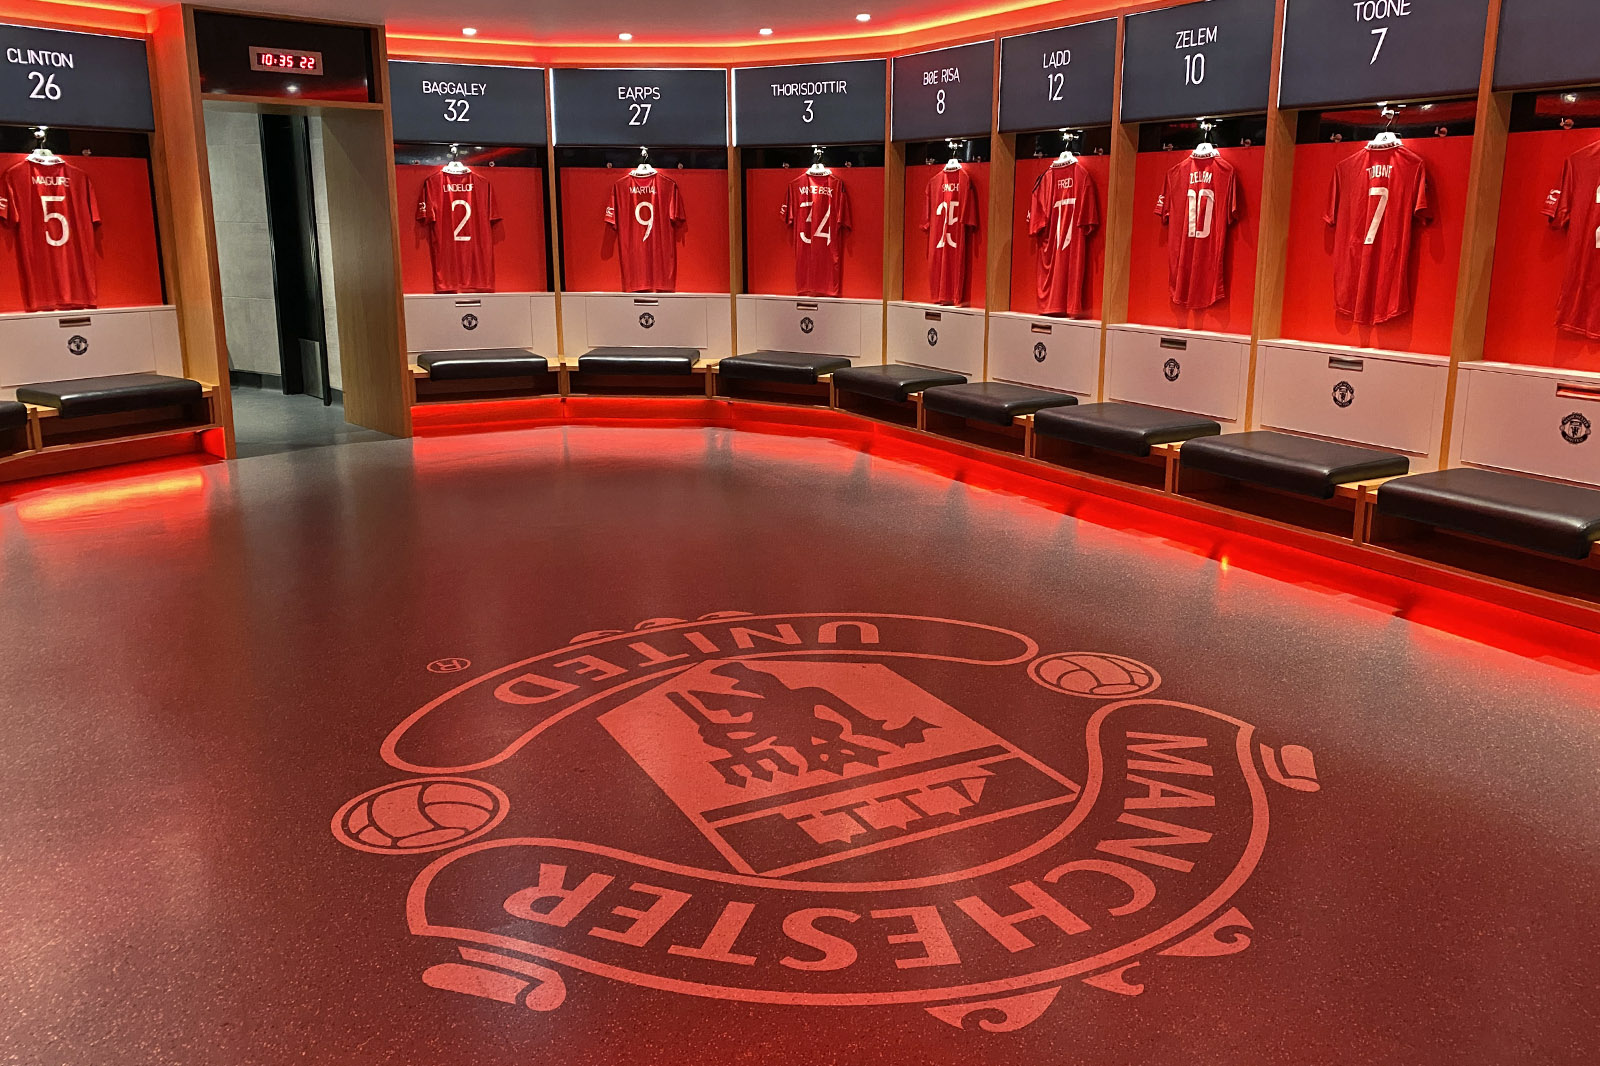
[0,421,1595,1065]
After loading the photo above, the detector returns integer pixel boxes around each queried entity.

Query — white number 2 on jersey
[799,199,832,245]
[40,194,69,248]
[634,201,656,242]
[935,200,960,249]
[451,198,473,243]
[1186,188,1215,240]
[1365,187,1390,246]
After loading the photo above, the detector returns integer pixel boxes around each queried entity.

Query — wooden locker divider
[148,4,235,457]
[985,36,1016,382]
[1096,15,1136,402]
[1441,0,1511,466]
[1246,0,1297,429]
[546,88,566,360]
[728,133,744,357]
[882,103,906,364]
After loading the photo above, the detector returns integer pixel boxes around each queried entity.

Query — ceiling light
[759,27,773,35]
[461,26,477,36]
[618,32,633,40]
[856,12,871,21]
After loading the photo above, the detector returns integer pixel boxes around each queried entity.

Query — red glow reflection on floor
[6,455,214,526]
[415,397,1600,673]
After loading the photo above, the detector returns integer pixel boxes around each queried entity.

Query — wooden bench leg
[914,393,927,431]
[557,367,571,398]
[704,368,717,399]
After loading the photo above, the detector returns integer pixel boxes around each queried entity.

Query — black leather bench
[832,364,967,404]
[717,351,852,385]
[578,347,700,376]
[16,373,204,420]
[920,382,1078,426]
[1377,468,1600,561]
[0,400,28,456]
[1181,431,1410,501]
[1035,402,1221,457]
[419,349,549,381]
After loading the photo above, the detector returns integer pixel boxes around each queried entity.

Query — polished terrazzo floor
[0,421,1595,1065]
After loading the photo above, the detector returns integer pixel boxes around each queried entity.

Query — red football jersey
[922,167,980,306]
[605,172,686,294]
[0,159,101,312]
[1544,140,1600,339]
[1325,146,1432,325]
[1027,161,1101,318]
[782,171,852,298]
[417,168,501,294]
[1155,155,1242,310]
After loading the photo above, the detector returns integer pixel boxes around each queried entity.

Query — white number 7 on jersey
[1365,187,1390,246]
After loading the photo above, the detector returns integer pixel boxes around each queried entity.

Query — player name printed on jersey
[1027,162,1101,318]
[417,168,502,294]
[923,168,980,306]
[1325,145,1431,325]
[783,172,852,298]
[1156,156,1242,310]
[606,172,686,293]
[1544,140,1600,340]
[0,159,100,312]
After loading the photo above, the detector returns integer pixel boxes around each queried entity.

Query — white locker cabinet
[1105,324,1250,423]
[736,296,880,361]
[582,294,712,350]
[0,306,170,391]
[1457,362,1600,487]
[988,313,1101,396]
[1256,342,1449,461]
[405,293,536,353]
[887,302,984,377]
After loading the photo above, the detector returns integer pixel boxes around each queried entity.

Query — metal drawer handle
[453,299,483,308]
[1328,356,1365,372]
[1159,337,1187,351]
[58,316,92,327]
[795,302,819,311]
[1030,323,1054,335]
[1557,383,1600,403]
[633,298,661,306]
[924,311,943,322]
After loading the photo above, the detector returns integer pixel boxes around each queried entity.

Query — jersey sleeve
[962,177,980,230]
[1226,170,1243,225]
[603,184,619,228]
[781,181,796,228]
[416,176,436,223]
[668,180,686,226]
[1544,160,1573,228]
[1155,170,1171,224]
[487,180,502,225]
[1081,172,1102,234]
[0,172,15,226]
[1412,163,1433,226]
[1027,174,1048,237]
[86,174,101,227]
[837,181,852,233]
[920,178,933,232]
[1323,165,1341,227]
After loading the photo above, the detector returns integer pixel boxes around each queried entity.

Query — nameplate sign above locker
[0,24,153,130]
[551,68,726,147]
[1120,0,1276,124]
[1495,0,1600,91]
[999,20,1117,132]
[390,61,547,145]
[891,42,995,142]
[1280,0,1491,109]
[733,59,886,146]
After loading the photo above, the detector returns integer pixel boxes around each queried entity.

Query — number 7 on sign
[1369,26,1388,65]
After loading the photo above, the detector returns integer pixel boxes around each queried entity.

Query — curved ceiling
[6,0,1130,61]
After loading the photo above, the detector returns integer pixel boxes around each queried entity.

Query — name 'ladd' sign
[892,42,994,142]
[1120,0,1276,124]
[0,23,153,131]
[390,61,547,146]
[552,67,727,147]
[733,59,886,146]
[1279,0,1491,109]
[999,19,1117,132]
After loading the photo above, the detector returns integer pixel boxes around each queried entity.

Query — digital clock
[249,46,324,75]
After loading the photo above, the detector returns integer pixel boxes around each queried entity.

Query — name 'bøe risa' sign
[892,42,995,142]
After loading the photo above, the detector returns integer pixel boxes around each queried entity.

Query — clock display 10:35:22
[248,46,325,75]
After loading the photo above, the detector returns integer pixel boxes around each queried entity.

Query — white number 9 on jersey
[634,201,656,242]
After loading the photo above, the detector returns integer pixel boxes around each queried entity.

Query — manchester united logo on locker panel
[1562,412,1592,446]
[1034,342,1048,363]
[1332,381,1356,409]
[927,328,939,347]
[1163,358,1182,382]
[332,613,1320,1033]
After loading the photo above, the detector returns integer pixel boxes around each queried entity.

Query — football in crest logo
[927,328,939,347]
[800,317,815,335]
[1562,412,1591,446]
[639,312,656,329]
[332,613,1321,1033]
[67,334,89,356]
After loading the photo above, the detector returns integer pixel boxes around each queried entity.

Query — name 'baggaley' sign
[551,67,727,147]
[1279,0,1491,110]
[1120,0,1277,124]
[999,19,1117,132]
[0,23,153,131]
[389,61,547,146]
[733,59,886,146]
[891,42,995,142]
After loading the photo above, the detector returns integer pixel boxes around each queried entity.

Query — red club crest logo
[334,613,1320,1032]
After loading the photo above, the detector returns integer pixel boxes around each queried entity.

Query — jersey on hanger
[417,168,502,294]
[1325,145,1432,326]
[0,159,101,312]
[1027,162,1101,318]
[1155,155,1242,310]
[605,172,686,294]
[782,172,852,298]
[1544,140,1600,340]
[922,168,981,306]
